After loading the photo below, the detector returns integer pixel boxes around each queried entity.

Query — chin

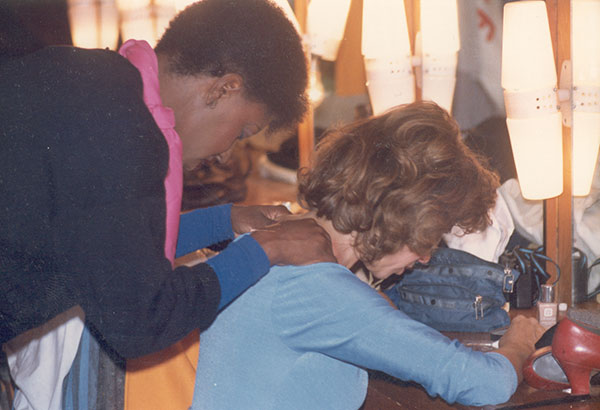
[371,272,391,281]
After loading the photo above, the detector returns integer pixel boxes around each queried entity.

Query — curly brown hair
[298,101,500,264]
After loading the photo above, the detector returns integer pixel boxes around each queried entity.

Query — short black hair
[155,0,308,132]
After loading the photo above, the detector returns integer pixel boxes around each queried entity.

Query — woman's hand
[496,315,546,383]
[230,204,291,234]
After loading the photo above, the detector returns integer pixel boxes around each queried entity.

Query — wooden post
[407,0,420,101]
[294,0,314,171]
[544,0,573,305]
[334,0,367,96]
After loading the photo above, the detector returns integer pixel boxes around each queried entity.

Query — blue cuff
[176,204,234,258]
[206,235,270,310]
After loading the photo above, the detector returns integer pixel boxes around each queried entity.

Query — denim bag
[384,247,519,332]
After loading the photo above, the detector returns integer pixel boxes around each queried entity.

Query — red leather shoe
[523,346,571,391]
[552,308,600,395]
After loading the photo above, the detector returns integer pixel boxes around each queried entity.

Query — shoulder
[2,46,143,109]
[1,46,167,195]
[43,46,139,84]
[269,263,397,352]
[271,263,390,322]
[272,263,364,293]
[272,262,384,301]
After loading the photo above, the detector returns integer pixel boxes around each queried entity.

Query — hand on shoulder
[251,218,337,266]
[230,204,291,234]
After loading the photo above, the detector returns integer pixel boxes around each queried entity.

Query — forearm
[272,267,517,406]
[176,204,234,257]
[206,235,270,310]
[57,198,225,358]
[82,261,221,358]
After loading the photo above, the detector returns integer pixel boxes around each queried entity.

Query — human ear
[205,73,243,108]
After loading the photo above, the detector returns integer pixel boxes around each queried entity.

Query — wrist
[250,229,276,266]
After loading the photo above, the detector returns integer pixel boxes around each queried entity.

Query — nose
[418,255,431,264]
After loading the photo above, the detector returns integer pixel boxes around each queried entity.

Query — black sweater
[0,46,224,358]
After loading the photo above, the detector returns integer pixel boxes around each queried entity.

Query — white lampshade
[572,0,600,86]
[67,0,119,50]
[361,0,411,59]
[572,0,600,196]
[572,113,600,196]
[501,1,563,200]
[419,0,459,112]
[501,1,556,91]
[307,0,352,61]
[364,58,415,115]
[362,0,414,115]
[420,0,460,55]
[506,115,564,200]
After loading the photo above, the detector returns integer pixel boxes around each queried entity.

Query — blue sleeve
[176,204,234,258]
[206,234,270,310]
[271,264,518,406]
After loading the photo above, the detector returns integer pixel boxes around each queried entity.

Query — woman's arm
[272,265,520,406]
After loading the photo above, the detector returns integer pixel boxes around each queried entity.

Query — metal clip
[503,267,515,293]
[474,295,483,320]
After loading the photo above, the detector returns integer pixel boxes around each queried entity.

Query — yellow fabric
[124,329,199,410]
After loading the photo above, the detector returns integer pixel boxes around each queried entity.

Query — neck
[301,211,358,269]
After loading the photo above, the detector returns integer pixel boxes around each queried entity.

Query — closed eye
[238,124,263,141]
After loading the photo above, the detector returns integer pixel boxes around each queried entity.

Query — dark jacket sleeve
[61,197,223,358]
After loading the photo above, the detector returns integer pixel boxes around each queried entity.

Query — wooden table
[361,302,600,410]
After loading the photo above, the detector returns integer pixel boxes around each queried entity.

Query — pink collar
[119,39,183,266]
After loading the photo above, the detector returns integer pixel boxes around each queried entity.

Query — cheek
[371,270,396,281]
[211,115,243,149]
[368,253,417,278]
[182,121,239,161]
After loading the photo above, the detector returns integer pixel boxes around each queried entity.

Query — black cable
[517,246,560,285]
[587,257,600,299]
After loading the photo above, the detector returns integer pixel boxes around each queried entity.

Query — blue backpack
[384,247,519,332]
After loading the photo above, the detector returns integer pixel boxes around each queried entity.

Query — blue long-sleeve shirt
[193,262,517,409]
[176,204,270,310]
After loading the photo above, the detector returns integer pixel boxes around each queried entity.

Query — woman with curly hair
[192,101,544,409]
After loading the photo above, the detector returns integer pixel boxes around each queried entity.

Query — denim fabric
[192,263,517,409]
[384,247,515,332]
[62,326,125,410]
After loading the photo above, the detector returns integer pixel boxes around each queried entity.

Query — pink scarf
[119,39,183,266]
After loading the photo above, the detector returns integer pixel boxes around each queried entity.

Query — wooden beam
[544,0,573,305]
[294,0,315,171]
[408,0,420,101]
[334,0,367,96]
